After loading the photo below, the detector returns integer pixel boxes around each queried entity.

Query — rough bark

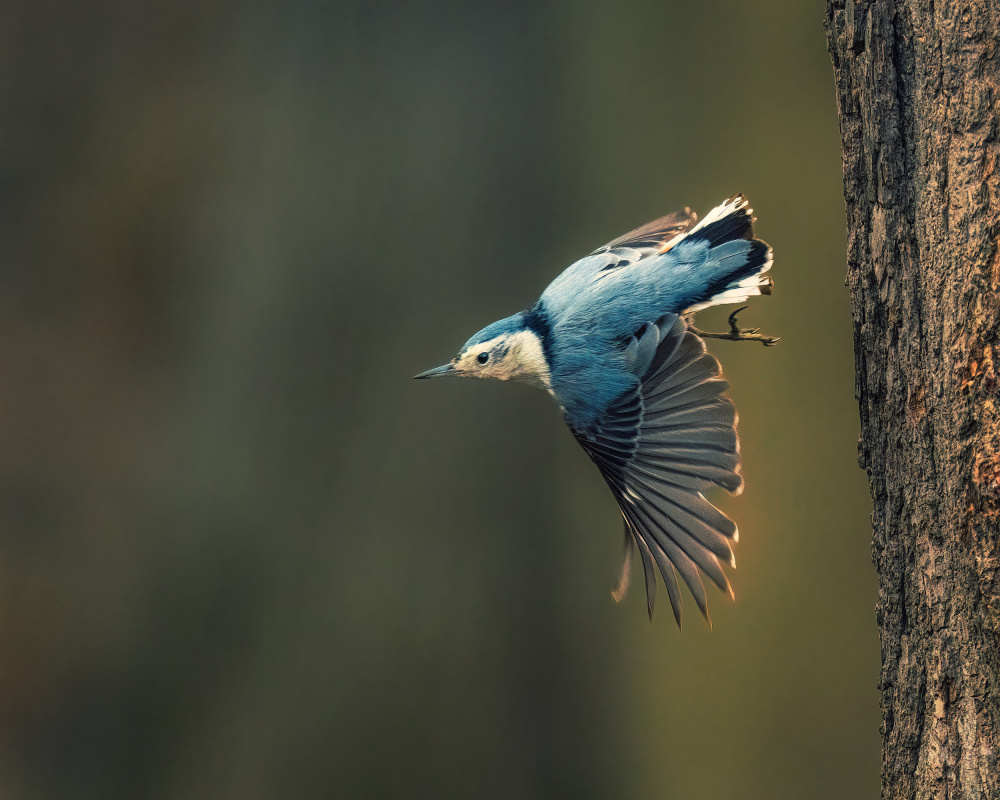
[826,1,1000,798]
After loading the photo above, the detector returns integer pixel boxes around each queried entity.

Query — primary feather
[417,194,773,627]
[569,314,740,627]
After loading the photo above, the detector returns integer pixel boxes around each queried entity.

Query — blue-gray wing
[569,314,742,628]
[594,207,698,254]
[541,209,699,319]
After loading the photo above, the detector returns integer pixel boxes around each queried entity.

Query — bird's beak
[413,363,456,379]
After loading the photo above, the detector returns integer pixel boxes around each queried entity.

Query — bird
[415,194,777,627]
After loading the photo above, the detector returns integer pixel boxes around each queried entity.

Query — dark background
[0,1,877,798]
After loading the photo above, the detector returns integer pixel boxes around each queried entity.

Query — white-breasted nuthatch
[416,195,776,627]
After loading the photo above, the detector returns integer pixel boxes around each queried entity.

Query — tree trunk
[825,2,1000,798]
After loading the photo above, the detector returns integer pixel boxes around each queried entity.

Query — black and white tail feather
[677,194,774,313]
[570,314,742,628]
[597,193,773,312]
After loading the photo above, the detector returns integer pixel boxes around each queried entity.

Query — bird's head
[414,312,551,391]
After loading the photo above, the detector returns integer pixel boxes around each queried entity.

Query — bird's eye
[477,352,489,364]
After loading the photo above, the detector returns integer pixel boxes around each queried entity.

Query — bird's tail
[668,194,773,313]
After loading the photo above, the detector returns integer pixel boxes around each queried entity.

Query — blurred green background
[0,1,876,798]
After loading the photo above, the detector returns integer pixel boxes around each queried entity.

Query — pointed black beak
[413,363,456,379]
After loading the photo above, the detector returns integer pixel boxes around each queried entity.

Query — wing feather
[630,500,712,622]
[569,312,744,626]
[631,513,684,628]
[611,523,635,604]
[597,208,698,254]
[631,521,659,621]
[625,470,737,561]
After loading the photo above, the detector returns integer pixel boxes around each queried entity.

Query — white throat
[505,329,552,392]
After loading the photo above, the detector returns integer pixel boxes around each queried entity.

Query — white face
[453,330,552,392]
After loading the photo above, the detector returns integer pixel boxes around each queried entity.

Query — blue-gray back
[541,239,717,426]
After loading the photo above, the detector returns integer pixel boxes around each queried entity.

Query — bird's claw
[687,307,780,347]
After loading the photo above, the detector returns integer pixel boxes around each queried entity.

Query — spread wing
[568,314,742,628]
[592,207,698,256]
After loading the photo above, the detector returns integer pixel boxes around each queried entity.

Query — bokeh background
[0,1,877,798]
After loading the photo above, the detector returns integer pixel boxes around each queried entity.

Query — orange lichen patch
[958,344,997,394]
[973,452,1000,500]
[959,361,979,393]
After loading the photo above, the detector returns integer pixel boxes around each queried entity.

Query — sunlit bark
[826,2,1000,797]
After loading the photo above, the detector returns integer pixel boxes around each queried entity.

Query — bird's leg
[686,307,780,347]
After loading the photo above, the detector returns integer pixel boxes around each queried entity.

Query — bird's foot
[687,307,780,347]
